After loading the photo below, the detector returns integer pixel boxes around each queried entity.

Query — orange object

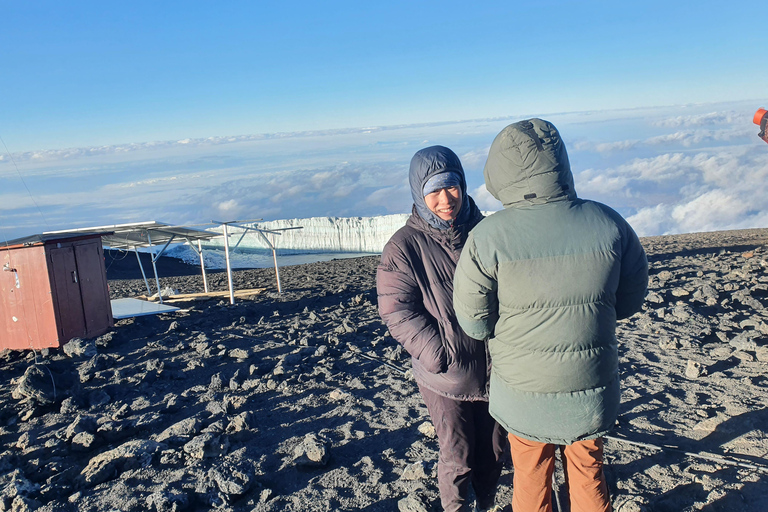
[756,108,768,144]
[754,108,767,126]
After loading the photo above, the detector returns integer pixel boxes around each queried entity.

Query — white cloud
[470,184,502,212]
[653,110,745,128]
[217,199,240,213]
[4,101,768,240]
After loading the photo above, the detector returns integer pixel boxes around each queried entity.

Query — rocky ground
[2,228,768,511]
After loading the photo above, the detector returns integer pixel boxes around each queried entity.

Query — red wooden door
[50,247,86,340]
[74,243,112,336]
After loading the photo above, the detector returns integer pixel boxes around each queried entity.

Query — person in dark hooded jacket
[377,146,506,512]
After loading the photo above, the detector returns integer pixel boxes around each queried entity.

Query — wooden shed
[1,232,113,350]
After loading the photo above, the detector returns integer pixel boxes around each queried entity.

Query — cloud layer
[2,100,767,241]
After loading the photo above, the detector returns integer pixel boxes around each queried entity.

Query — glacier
[167,213,411,269]
[167,212,499,269]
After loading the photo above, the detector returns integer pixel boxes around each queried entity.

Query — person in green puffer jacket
[453,118,648,512]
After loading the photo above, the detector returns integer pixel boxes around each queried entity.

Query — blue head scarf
[409,145,470,230]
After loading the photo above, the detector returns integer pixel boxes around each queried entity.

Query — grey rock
[398,494,430,512]
[209,373,223,391]
[293,433,329,466]
[728,332,759,352]
[400,461,428,481]
[183,433,229,459]
[96,419,138,443]
[70,431,97,452]
[205,400,230,416]
[62,338,97,359]
[225,412,253,439]
[155,417,202,444]
[59,397,80,415]
[78,354,113,383]
[228,348,249,360]
[63,414,97,442]
[755,346,768,362]
[146,490,189,512]
[78,440,164,487]
[0,469,40,502]
[417,422,436,439]
[209,464,253,495]
[15,432,33,451]
[685,360,707,379]
[12,365,57,405]
[88,389,111,408]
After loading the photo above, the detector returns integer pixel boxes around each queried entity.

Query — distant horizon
[5,98,767,156]
[3,100,768,241]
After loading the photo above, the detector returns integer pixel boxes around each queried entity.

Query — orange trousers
[507,434,611,512]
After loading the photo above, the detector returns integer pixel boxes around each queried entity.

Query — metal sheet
[44,221,219,250]
[110,298,180,319]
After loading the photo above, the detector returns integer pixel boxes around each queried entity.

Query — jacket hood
[409,145,471,230]
[483,118,577,207]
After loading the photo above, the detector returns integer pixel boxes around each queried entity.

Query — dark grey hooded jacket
[377,146,490,400]
[453,119,648,443]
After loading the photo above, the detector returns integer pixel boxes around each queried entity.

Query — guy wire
[0,133,51,238]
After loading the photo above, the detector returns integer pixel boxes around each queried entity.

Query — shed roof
[43,221,219,250]
[2,232,110,250]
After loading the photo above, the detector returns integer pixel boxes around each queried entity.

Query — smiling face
[424,186,462,222]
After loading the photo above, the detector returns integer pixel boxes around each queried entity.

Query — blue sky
[1,2,768,241]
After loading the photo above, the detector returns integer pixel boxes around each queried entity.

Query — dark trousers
[419,385,507,512]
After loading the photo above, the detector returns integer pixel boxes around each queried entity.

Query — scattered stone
[658,337,680,350]
[755,346,768,363]
[146,490,189,512]
[62,338,97,358]
[293,433,329,467]
[685,360,707,379]
[209,373,223,391]
[155,417,202,444]
[400,461,429,481]
[71,431,97,452]
[183,433,229,459]
[88,389,111,408]
[259,488,274,503]
[79,440,164,487]
[417,422,436,439]
[15,432,33,451]
[63,414,97,442]
[228,348,249,360]
[209,463,253,495]
[728,334,758,352]
[0,469,39,506]
[11,365,57,405]
[329,389,351,401]
[398,494,430,512]
[59,396,80,415]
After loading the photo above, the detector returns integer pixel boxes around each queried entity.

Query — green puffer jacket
[453,118,648,445]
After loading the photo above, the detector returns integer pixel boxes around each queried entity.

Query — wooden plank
[138,288,266,303]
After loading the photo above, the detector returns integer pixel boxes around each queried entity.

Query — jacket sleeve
[615,221,649,320]
[453,234,499,340]
[376,241,447,374]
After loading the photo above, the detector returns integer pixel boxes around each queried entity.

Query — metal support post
[223,223,235,305]
[197,240,209,293]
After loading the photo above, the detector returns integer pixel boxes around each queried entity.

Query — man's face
[425,186,462,221]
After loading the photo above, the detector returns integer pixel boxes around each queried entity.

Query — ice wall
[204,214,412,254]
